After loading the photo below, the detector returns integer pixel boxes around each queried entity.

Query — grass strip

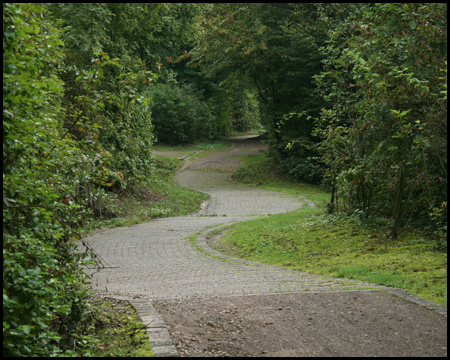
[224,152,447,306]
[84,154,209,231]
[88,296,153,357]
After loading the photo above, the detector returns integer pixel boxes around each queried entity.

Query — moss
[225,153,447,306]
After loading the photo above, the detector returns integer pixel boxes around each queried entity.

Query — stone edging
[99,295,178,357]
[377,287,447,318]
[127,298,179,357]
[101,222,446,359]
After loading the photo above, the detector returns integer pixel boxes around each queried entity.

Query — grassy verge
[83,154,209,231]
[153,139,232,152]
[86,296,153,357]
[232,153,329,207]
[222,153,447,306]
[223,128,264,137]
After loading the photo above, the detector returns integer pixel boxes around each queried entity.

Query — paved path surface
[82,136,446,357]
[84,136,374,299]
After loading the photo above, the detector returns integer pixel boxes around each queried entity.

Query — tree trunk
[390,164,405,239]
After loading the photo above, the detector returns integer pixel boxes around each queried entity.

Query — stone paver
[86,138,363,356]
[176,171,306,216]
[84,215,375,300]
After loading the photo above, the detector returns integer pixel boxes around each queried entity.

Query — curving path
[82,136,446,357]
[83,136,374,300]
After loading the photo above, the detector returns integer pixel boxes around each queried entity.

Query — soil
[152,291,447,357]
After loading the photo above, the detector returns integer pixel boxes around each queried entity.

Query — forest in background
[3,3,446,356]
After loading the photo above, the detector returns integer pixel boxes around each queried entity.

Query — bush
[269,113,322,184]
[3,4,95,356]
[314,3,447,239]
[149,83,219,144]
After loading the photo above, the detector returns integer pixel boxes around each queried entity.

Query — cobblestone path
[83,136,375,300]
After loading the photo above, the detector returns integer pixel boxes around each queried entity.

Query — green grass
[232,153,329,207]
[88,296,153,357]
[224,128,264,137]
[84,154,209,231]
[223,152,447,306]
[153,139,232,152]
[219,210,447,305]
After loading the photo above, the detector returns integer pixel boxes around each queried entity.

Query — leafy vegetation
[191,3,447,244]
[3,3,208,356]
[3,3,94,356]
[149,83,219,144]
[84,155,209,231]
[88,297,153,357]
[191,4,328,182]
[314,3,447,243]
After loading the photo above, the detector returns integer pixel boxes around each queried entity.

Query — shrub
[149,83,219,144]
[3,4,95,356]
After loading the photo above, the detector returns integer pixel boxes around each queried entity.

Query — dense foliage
[314,3,447,243]
[190,3,447,243]
[3,3,210,356]
[149,82,218,144]
[3,3,94,356]
[191,3,328,182]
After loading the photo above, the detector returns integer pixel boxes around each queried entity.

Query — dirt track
[153,291,446,357]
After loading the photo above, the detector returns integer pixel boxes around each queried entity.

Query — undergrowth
[87,296,153,357]
[83,154,209,232]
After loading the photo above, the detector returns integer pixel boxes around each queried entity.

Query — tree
[47,3,215,181]
[315,3,447,242]
[191,3,329,182]
[47,4,159,196]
